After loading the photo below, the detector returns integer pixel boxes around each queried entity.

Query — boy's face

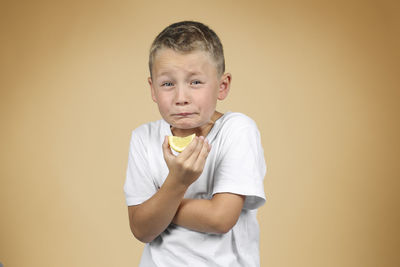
[149,48,231,135]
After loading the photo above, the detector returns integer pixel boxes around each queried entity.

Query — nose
[174,85,189,106]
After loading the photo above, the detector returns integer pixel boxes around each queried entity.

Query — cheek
[156,90,172,102]
[196,92,218,111]
[153,92,170,110]
[158,99,170,111]
[206,87,219,103]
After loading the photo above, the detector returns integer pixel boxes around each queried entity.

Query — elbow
[209,193,245,234]
[130,224,156,244]
[215,223,235,234]
[132,231,153,244]
[128,206,157,243]
[212,216,237,234]
[214,225,231,235]
[136,235,155,244]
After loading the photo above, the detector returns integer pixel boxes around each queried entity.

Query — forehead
[152,48,217,77]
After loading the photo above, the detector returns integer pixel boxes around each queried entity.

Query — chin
[172,122,197,130]
[173,119,205,130]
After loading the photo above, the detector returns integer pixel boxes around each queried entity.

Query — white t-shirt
[124,112,266,267]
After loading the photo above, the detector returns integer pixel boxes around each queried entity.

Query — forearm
[172,198,219,233]
[172,193,245,234]
[129,175,188,243]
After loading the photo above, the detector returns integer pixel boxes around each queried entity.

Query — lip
[173,112,195,117]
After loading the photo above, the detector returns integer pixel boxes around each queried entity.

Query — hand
[162,135,211,187]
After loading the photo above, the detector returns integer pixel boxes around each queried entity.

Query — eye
[161,82,173,87]
[191,80,202,85]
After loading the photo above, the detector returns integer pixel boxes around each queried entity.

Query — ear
[148,77,157,103]
[217,73,232,100]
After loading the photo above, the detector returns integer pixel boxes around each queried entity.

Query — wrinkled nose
[175,86,189,106]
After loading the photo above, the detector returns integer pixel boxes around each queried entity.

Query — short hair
[149,21,225,78]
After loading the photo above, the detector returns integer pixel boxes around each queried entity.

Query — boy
[124,21,266,266]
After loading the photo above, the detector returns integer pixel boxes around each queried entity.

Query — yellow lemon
[168,134,196,152]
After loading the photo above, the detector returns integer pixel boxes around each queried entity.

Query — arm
[128,175,187,243]
[128,136,211,243]
[172,121,265,234]
[172,193,245,234]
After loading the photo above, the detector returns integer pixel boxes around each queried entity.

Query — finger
[186,136,205,163]
[179,136,199,159]
[192,139,210,171]
[206,139,212,152]
[162,136,174,161]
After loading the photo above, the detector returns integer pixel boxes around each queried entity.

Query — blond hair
[149,21,225,78]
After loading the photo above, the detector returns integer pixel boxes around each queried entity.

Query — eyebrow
[187,71,203,76]
[156,71,171,77]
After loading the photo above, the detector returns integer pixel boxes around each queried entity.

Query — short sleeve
[213,124,266,210]
[123,131,157,206]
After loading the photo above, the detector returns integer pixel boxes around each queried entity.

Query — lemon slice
[168,134,196,152]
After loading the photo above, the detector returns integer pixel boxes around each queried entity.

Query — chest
[148,144,219,199]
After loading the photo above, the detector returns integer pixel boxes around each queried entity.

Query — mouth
[173,112,196,117]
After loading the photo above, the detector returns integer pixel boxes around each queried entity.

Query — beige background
[1,0,399,266]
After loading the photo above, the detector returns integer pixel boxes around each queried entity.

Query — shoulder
[219,112,259,133]
[210,112,262,149]
[128,119,168,156]
[130,119,166,141]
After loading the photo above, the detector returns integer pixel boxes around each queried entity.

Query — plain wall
[1,0,399,266]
